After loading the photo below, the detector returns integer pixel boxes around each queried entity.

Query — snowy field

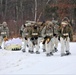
[0,41,76,74]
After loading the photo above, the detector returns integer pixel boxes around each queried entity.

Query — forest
[0,0,76,35]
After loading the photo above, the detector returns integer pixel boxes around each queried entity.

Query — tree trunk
[1,0,3,20]
[20,0,23,24]
[5,0,7,20]
[34,0,37,22]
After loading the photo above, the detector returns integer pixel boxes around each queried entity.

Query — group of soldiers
[20,17,73,57]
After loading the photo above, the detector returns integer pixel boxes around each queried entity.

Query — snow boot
[50,52,53,56]
[29,50,34,54]
[36,51,40,54]
[61,53,66,57]
[22,49,26,52]
[46,53,51,56]
[52,48,58,53]
[65,51,71,55]
[54,47,58,52]
[43,49,46,52]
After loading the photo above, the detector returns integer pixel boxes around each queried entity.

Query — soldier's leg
[21,38,27,52]
[51,37,55,52]
[42,38,46,52]
[60,37,65,56]
[34,37,40,54]
[54,37,59,52]
[45,41,50,56]
[65,37,71,55]
[49,38,54,55]
[28,38,34,53]
[0,36,3,49]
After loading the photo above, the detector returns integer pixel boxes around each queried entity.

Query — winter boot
[29,50,34,54]
[36,51,40,54]
[22,49,26,52]
[61,53,66,57]
[50,52,53,56]
[46,53,51,56]
[43,49,46,52]
[65,51,71,55]
[54,47,58,52]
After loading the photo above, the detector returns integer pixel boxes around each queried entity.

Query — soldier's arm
[69,26,73,41]
[41,26,46,37]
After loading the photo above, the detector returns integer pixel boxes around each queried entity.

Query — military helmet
[47,21,53,27]
[2,21,7,27]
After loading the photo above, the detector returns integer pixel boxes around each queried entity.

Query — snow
[0,41,76,74]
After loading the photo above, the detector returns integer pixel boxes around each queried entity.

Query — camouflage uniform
[59,21,73,56]
[20,24,26,37]
[42,22,54,56]
[21,25,30,52]
[0,22,9,38]
[0,36,3,48]
[39,21,46,52]
[29,24,40,54]
[52,23,59,52]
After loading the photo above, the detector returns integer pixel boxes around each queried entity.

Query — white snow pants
[28,38,34,51]
[60,37,70,54]
[45,38,53,54]
[52,37,59,49]
[21,38,28,51]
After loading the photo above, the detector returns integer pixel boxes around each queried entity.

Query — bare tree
[5,0,7,20]
[37,0,50,22]
[0,0,3,20]
[20,0,23,24]
[34,0,37,22]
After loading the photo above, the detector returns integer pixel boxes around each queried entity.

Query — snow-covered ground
[0,41,76,74]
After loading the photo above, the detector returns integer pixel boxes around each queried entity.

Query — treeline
[0,0,76,35]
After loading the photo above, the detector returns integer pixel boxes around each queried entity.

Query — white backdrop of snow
[0,38,76,74]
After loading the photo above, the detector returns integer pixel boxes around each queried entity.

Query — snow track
[0,42,76,74]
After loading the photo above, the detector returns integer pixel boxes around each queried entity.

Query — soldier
[59,21,73,56]
[39,21,46,52]
[21,24,30,52]
[42,22,54,56]
[29,24,40,54]
[20,24,26,37]
[1,21,9,38]
[52,22,59,52]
